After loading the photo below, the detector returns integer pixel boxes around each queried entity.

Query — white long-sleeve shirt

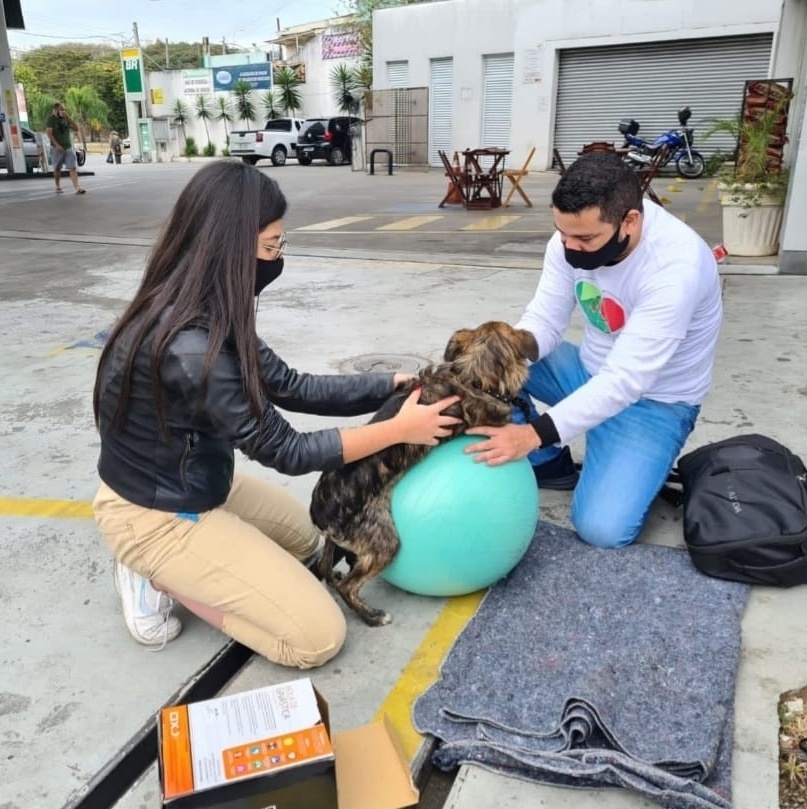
[517,201,723,445]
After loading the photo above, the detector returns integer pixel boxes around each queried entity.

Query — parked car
[296,116,360,165]
[0,125,86,171]
[0,125,41,171]
[228,118,304,166]
[122,136,130,149]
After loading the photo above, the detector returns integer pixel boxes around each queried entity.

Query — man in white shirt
[466,152,723,548]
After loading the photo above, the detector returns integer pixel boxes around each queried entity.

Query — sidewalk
[0,159,804,809]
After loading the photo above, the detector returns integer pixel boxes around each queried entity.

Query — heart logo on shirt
[575,281,626,334]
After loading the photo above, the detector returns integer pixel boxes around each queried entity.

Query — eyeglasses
[261,232,288,258]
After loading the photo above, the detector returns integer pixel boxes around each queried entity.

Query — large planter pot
[718,185,784,257]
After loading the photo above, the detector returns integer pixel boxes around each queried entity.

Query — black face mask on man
[564,225,630,271]
[254,257,284,296]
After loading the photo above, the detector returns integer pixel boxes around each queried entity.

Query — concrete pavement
[0,155,805,809]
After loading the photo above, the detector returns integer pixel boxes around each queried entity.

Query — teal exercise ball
[382,435,539,597]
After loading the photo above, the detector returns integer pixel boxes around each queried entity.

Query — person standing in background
[109,131,123,164]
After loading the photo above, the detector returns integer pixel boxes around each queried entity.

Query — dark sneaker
[532,446,579,491]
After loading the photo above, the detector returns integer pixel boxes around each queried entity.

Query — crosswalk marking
[376,215,444,231]
[461,215,521,231]
[296,215,374,231]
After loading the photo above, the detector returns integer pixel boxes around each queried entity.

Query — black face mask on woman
[564,226,630,271]
[254,257,284,296]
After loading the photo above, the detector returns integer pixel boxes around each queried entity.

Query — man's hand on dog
[464,424,542,465]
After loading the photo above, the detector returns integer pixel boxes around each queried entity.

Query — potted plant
[704,85,792,257]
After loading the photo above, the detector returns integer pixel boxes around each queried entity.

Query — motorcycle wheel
[676,153,704,179]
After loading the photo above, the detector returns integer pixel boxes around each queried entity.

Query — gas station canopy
[4,0,25,30]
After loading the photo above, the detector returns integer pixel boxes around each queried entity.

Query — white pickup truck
[228,118,304,166]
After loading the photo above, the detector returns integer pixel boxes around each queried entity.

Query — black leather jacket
[97,321,394,513]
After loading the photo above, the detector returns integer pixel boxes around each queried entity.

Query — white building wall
[292,36,362,119]
[373,0,782,168]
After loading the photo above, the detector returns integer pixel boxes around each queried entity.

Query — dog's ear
[444,328,474,362]
[518,329,539,362]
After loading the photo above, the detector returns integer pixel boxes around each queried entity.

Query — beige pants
[93,473,346,669]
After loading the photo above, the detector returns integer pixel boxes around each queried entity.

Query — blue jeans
[513,342,699,549]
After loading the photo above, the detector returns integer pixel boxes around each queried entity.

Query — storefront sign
[212,64,272,92]
[121,47,145,100]
[181,69,213,97]
[321,32,361,60]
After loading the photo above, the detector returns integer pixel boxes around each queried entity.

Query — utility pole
[165,38,170,69]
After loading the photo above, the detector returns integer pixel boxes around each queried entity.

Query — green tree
[231,79,256,127]
[261,90,282,122]
[84,58,126,134]
[273,67,303,117]
[173,99,191,145]
[65,85,109,146]
[29,94,59,131]
[330,63,357,113]
[195,94,212,149]
[214,96,234,144]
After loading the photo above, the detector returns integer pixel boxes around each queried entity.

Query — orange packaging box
[158,677,418,809]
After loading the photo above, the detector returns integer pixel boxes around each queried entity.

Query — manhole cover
[341,354,431,374]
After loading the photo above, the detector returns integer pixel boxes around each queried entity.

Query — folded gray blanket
[412,522,749,809]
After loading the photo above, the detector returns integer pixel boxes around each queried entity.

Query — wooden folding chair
[552,148,567,175]
[438,149,467,207]
[502,146,536,208]
[634,145,671,206]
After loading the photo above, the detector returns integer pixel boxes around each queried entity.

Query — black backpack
[664,434,807,587]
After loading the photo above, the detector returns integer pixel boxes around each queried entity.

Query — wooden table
[461,147,510,209]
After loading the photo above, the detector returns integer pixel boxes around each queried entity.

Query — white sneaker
[113,561,182,649]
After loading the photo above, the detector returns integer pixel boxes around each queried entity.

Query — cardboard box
[158,677,419,809]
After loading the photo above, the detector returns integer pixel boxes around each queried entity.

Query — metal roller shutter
[429,57,453,166]
[386,61,410,89]
[481,53,514,149]
[553,33,774,164]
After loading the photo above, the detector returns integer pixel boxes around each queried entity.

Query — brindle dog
[309,321,539,627]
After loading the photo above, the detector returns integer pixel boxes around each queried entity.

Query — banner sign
[213,64,272,92]
[321,32,361,60]
[120,47,145,101]
[181,69,213,97]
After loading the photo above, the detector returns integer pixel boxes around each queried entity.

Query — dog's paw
[360,608,393,627]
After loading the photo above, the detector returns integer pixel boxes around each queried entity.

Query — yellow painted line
[374,590,485,760]
[376,216,444,231]
[0,497,94,519]
[296,216,374,231]
[697,179,718,214]
[461,215,521,231]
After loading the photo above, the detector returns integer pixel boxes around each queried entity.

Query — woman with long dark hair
[92,161,459,668]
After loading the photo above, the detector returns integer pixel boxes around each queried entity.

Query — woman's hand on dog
[396,388,461,445]
[464,424,542,466]
[339,389,461,462]
[392,373,418,389]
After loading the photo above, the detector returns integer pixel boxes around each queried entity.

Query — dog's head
[443,321,538,401]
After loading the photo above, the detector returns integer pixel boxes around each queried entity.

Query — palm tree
[261,90,282,123]
[195,94,212,150]
[329,63,357,113]
[29,94,58,132]
[172,99,191,146]
[213,96,234,144]
[65,86,109,148]
[231,79,256,128]
[273,66,303,117]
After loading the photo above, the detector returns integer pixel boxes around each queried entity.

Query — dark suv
[296,116,360,165]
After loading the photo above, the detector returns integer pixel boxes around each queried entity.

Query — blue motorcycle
[618,107,705,179]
